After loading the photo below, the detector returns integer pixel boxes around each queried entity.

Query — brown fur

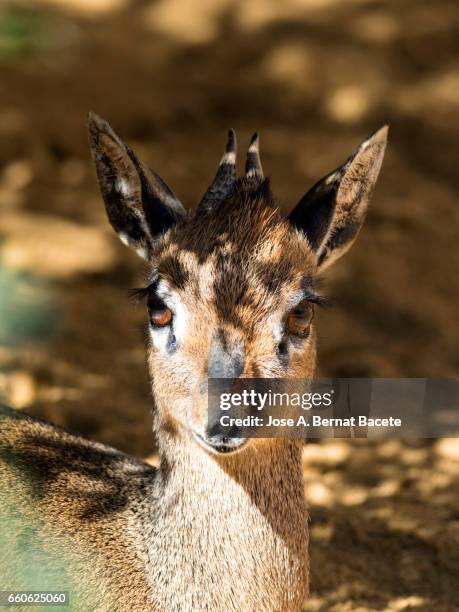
[0,408,308,611]
[0,119,387,611]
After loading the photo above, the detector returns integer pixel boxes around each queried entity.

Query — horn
[196,129,237,213]
[245,132,263,177]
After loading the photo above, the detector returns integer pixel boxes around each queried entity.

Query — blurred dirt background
[0,0,458,610]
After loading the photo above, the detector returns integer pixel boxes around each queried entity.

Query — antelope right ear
[88,112,187,259]
[288,126,388,271]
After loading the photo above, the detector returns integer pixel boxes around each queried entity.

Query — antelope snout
[207,329,245,379]
[204,412,247,454]
[191,411,247,455]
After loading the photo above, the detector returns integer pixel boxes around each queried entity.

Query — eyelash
[129,285,156,304]
[306,294,330,309]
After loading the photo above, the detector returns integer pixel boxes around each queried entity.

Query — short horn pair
[197,130,263,213]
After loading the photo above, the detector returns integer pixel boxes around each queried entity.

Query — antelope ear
[88,112,186,259]
[288,126,388,271]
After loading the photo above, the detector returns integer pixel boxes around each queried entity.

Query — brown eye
[148,297,173,327]
[286,301,314,337]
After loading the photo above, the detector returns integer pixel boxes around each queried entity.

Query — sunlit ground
[302,438,459,611]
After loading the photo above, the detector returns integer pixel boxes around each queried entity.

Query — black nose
[207,419,243,441]
[205,417,246,453]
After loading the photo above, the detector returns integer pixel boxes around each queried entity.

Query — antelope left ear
[288,126,388,271]
[88,112,187,259]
